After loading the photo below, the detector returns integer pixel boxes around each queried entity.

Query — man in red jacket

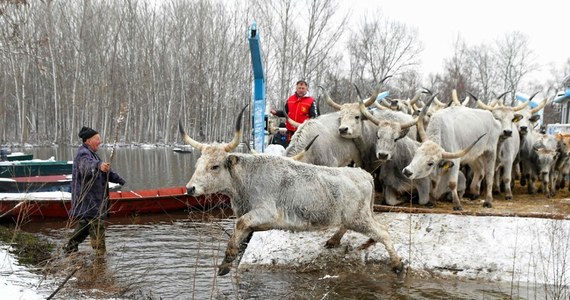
[271,80,318,142]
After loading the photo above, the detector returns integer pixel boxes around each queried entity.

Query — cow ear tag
[512,114,523,123]
[438,160,454,171]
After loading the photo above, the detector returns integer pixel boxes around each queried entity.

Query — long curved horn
[224,104,248,152]
[179,121,206,151]
[452,89,461,105]
[477,99,495,110]
[374,102,389,110]
[319,86,342,110]
[400,117,418,130]
[467,91,494,110]
[359,98,381,126]
[513,100,529,111]
[433,96,446,107]
[417,93,438,142]
[530,97,548,114]
[363,76,391,107]
[409,91,422,105]
[282,110,301,128]
[497,91,510,105]
[442,133,486,159]
[291,135,319,161]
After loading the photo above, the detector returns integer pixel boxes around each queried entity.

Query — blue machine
[248,22,266,152]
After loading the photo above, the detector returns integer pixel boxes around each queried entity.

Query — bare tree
[495,31,537,95]
[348,11,422,89]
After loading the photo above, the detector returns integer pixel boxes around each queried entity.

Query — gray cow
[358,100,431,206]
[179,106,404,277]
[284,112,363,167]
[402,97,499,210]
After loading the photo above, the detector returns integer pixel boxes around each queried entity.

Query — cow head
[321,76,390,139]
[179,105,247,196]
[359,99,416,161]
[517,97,548,136]
[555,133,570,157]
[401,94,486,179]
[471,91,528,139]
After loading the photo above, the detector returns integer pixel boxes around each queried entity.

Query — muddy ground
[374,179,570,218]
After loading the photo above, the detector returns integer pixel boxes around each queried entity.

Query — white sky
[342,0,569,79]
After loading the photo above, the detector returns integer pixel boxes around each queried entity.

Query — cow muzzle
[377,152,390,161]
[502,130,512,137]
[402,168,413,178]
[187,186,196,196]
[338,127,349,135]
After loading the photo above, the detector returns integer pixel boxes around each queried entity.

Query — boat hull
[0,175,72,193]
[0,187,230,221]
[0,161,73,178]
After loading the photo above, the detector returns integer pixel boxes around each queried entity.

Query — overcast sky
[342,0,569,80]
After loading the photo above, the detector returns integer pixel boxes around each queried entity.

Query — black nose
[339,127,348,134]
[377,153,389,160]
[402,168,413,178]
[187,186,195,195]
[503,130,512,137]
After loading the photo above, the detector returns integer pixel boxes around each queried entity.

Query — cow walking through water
[179,105,404,278]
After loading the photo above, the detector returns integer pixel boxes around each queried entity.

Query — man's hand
[100,162,111,172]
[270,109,277,115]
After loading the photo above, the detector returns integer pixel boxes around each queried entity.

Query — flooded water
[7,146,553,299]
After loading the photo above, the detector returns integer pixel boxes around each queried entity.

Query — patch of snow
[240,213,570,285]
[0,245,50,299]
[263,144,285,156]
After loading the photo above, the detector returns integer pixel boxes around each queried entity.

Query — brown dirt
[374,180,570,219]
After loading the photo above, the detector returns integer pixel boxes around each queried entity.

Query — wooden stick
[46,265,82,300]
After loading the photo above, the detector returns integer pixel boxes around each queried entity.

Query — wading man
[63,126,125,256]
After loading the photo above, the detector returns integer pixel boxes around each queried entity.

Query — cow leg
[416,179,431,206]
[502,161,514,200]
[325,226,347,248]
[468,167,483,200]
[493,166,501,195]
[482,155,495,208]
[448,181,463,211]
[219,216,254,276]
[527,172,538,194]
[354,217,404,277]
[383,186,403,206]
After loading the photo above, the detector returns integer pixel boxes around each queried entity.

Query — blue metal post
[248,22,266,152]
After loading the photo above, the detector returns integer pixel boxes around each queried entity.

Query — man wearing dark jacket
[63,126,125,256]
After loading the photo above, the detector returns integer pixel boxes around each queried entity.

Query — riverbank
[239,212,570,296]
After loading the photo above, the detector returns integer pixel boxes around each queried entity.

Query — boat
[5,152,34,161]
[0,175,121,193]
[0,186,230,221]
[0,174,72,193]
[0,158,73,178]
[172,146,193,153]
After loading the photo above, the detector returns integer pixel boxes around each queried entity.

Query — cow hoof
[453,206,463,211]
[425,201,435,208]
[393,262,406,281]
[505,196,512,201]
[469,194,480,200]
[218,265,231,276]
[324,240,340,248]
[483,202,492,208]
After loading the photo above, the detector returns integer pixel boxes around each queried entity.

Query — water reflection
[17,146,197,190]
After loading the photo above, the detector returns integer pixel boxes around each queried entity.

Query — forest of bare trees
[1,0,569,145]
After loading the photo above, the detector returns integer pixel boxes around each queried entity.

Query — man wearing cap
[271,122,290,148]
[63,126,126,256]
[270,80,318,141]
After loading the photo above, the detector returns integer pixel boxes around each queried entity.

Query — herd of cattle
[177,82,563,277]
[283,82,566,212]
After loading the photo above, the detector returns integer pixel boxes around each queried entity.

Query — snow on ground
[240,213,570,285]
[0,245,51,299]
